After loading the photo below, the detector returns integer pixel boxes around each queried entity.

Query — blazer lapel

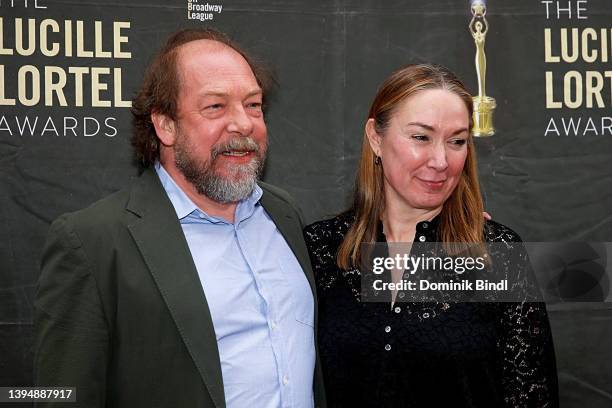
[126,169,226,408]
[259,188,316,298]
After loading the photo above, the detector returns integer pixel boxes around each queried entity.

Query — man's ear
[365,118,382,158]
[151,112,177,146]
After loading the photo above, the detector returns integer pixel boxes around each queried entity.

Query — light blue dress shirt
[155,164,315,408]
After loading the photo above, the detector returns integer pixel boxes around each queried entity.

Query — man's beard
[174,134,266,204]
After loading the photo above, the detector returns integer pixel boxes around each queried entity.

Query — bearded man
[34,29,325,408]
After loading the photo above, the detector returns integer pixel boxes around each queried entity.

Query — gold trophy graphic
[469,0,496,136]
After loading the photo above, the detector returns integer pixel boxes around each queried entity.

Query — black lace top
[304,213,559,408]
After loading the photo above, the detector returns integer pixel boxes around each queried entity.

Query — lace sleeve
[487,221,559,407]
[499,301,559,407]
[303,219,337,275]
[304,214,355,294]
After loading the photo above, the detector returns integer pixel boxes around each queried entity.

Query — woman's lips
[417,178,447,190]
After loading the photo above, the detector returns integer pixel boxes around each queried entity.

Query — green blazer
[34,168,326,408]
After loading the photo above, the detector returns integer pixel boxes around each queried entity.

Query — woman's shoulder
[304,211,355,243]
[303,212,355,274]
[483,219,524,243]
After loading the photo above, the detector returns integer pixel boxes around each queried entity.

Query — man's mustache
[210,137,262,160]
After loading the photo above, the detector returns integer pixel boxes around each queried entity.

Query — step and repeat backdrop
[1,0,611,406]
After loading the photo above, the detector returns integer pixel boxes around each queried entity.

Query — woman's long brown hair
[337,64,485,270]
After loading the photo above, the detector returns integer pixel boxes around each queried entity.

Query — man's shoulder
[74,188,131,219]
[258,181,304,221]
[57,169,163,228]
[49,188,131,243]
[258,181,296,206]
[50,171,157,241]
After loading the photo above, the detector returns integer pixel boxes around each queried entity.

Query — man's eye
[205,104,223,110]
[247,102,263,109]
[412,134,428,141]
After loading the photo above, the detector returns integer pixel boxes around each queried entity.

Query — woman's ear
[365,118,382,158]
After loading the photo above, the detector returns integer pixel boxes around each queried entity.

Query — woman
[304,64,558,407]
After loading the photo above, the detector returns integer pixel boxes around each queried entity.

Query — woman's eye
[450,139,467,146]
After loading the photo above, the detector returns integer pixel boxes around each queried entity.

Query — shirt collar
[154,162,262,223]
[376,215,440,242]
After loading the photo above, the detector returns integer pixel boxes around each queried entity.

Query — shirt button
[282,375,289,385]
[385,326,391,333]
[385,344,392,351]
[419,236,426,242]
[271,321,277,330]
[198,213,205,219]
[394,306,401,313]
[422,222,428,229]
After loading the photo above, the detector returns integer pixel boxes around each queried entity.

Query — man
[34,29,325,408]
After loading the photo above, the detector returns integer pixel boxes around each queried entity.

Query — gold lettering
[68,66,88,107]
[91,67,111,107]
[560,28,579,63]
[0,65,16,105]
[585,71,604,108]
[76,20,93,57]
[18,65,40,106]
[113,68,131,107]
[546,71,562,108]
[40,19,60,57]
[64,20,72,57]
[0,17,14,55]
[606,72,612,104]
[602,28,609,63]
[544,28,560,63]
[15,18,35,56]
[94,21,111,58]
[113,21,131,58]
[44,66,67,106]
[564,71,582,109]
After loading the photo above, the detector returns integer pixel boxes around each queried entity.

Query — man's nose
[227,105,254,135]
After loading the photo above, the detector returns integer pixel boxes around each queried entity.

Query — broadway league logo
[186,0,223,22]
[530,243,610,302]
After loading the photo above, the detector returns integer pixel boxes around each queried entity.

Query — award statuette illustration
[469,0,496,137]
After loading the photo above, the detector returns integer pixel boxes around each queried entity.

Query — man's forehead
[176,40,257,83]
[176,40,249,73]
[174,40,261,103]
[177,38,229,58]
[195,88,263,98]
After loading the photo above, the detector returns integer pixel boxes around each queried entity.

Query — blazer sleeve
[34,215,109,408]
